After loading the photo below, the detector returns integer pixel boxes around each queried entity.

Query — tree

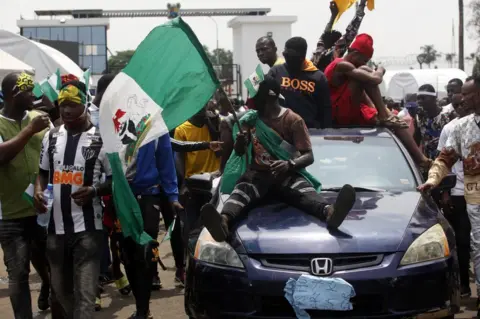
[467,52,477,60]
[459,0,465,70]
[419,45,441,68]
[108,50,135,74]
[202,45,233,65]
[445,53,456,67]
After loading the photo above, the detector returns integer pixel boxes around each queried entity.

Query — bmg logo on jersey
[280,77,315,93]
[53,166,85,186]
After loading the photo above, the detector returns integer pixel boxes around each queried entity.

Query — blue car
[184,127,460,319]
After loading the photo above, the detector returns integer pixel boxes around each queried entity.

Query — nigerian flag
[33,69,61,102]
[99,17,219,245]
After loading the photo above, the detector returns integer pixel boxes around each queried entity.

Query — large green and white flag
[33,69,61,102]
[99,17,219,245]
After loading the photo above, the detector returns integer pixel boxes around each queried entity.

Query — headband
[417,91,437,97]
[58,84,87,105]
[13,72,34,96]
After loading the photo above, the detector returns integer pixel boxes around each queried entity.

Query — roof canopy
[0,29,83,81]
[0,49,34,82]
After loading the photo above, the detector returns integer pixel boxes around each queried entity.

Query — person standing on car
[418,76,480,317]
[436,91,473,297]
[0,72,52,318]
[34,80,112,319]
[200,75,356,242]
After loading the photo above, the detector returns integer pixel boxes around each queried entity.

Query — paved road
[0,228,477,318]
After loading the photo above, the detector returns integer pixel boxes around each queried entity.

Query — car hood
[235,191,421,254]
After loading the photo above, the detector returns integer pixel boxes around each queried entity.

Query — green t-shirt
[0,111,49,220]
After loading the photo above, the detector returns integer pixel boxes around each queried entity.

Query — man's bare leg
[348,77,429,167]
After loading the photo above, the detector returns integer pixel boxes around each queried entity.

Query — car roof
[309,126,394,138]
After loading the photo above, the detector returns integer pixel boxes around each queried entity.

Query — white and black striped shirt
[39,125,111,235]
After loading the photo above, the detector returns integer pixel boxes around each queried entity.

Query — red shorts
[333,93,378,125]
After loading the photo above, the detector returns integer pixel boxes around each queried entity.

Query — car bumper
[185,252,457,319]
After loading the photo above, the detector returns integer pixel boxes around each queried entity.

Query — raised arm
[342,0,367,48]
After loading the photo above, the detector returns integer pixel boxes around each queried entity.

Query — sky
[1,0,479,62]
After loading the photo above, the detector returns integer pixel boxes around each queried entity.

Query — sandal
[377,115,409,129]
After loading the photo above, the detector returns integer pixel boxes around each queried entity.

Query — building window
[92,56,106,74]
[84,45,98,56]
[83,55,93,69]
[79,26,92,45]
[22,28,36,39]
[36,27,50,40]
[91,26,106,45]
[64,27,78,42]
[50,28,64,41]
[96,45,107,56]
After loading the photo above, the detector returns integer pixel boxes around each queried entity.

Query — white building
[228,15,297,99]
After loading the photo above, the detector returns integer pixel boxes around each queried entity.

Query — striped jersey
[39,124,111,235]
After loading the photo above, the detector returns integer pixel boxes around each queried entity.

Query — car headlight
[400,224,450,266]
[194,228,244,269]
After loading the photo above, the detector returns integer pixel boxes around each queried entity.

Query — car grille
[259,295,386,317]
[255,253,383,272]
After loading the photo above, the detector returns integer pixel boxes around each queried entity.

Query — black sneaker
[200,203,229,242]
[129,311,153,319]
[152,275,163,291]
[461,285,471,298]
[37,283,50,311]
[174,268,185,287]
[326,184,356,229]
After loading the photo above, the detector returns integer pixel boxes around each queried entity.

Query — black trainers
[326,184,356,229]
[200,203,229,242]
[37,283,50,311]
[129,311,153,319]
[174,268,185,287]
[152,275,163,291]
[460,285,471,298]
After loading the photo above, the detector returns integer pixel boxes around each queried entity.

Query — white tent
[381,68,468,101]
[0,49,35,81]
[0,29,83,81]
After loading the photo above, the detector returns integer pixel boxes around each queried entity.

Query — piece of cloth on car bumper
[284,275,355,319]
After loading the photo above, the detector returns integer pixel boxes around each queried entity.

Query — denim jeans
[0,216,49,319]
[46,230,102,319]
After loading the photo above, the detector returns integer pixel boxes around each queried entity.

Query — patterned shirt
[429,114,480,204]
[416,110,451,160]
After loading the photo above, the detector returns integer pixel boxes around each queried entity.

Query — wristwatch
[288,159,296,171]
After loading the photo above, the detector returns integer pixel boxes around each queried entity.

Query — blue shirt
[129,133,179,202]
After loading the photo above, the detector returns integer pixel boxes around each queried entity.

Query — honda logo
[310,258,333,276]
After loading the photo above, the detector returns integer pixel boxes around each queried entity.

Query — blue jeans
[46,230,102,319]
[0,216,49,319]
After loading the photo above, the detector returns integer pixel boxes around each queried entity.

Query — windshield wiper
[322,186,385,192]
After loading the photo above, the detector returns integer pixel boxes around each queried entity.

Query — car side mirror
[184,173,213,195]
[435,174,457,191]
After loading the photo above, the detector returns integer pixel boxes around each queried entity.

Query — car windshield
[306,135,417,191]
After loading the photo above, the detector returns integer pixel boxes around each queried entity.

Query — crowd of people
[0,0,479,318]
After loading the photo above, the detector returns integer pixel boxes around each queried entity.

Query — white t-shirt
[438,118,464,196]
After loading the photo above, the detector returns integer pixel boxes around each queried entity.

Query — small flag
[244,64,264,98]
[22,176,36,207]
[161,219,176,243]
[33,69,61,102]
[333,0,374,25]
[100,17,219,245]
